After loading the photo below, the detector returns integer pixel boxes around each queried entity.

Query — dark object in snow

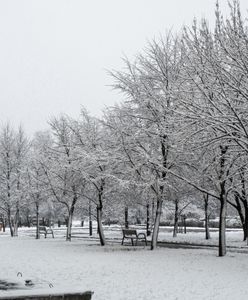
[0,280,19,291]
[121,229,147,246]
[0,291,93,300]
[25,279,34,287]
[17,272,22,277]
[39,226,54,238]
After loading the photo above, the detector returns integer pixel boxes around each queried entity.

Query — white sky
[0,0,248,136]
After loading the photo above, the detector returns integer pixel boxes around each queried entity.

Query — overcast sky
[0,0,248,136]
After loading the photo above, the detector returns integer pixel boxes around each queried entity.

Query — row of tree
[1,1,248,256]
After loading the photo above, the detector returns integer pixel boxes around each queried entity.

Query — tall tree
[108,33,187,249]
[0,124,29,237]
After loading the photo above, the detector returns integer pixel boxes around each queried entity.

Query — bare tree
[0,124,29,237]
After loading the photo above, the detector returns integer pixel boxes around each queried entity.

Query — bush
[159,221,173,226]
[185,220,204,227]
[102,218,120,225]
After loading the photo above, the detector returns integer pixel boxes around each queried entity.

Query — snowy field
[1,230,248,299]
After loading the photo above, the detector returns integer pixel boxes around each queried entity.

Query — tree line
[0,1,248,256]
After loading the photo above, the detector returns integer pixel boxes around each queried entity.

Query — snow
[1,230,248,300]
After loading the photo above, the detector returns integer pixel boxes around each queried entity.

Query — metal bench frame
[39,226,54,238]
[121,229,147,246]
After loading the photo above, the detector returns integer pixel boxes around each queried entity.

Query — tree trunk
[3,219,6,232]
[183,216,187,234]
[96,180,105,246]
[219,146,228,256]
[173,200,179,238]
[241,198,248,243]
[245,206,248,245]
[204,194,210,240]
[218,145,228,257]
[239,168,248,243]
[7,207,14,237]
[152,199,155,227]
[151,196,163,250]
[97,205,105,246]
[235,193,246,241]
[124,206,129,229]
[146,204,151,236]
[26,215,31,228]
[219,195,227,256]
[35,204,40,240]
[89,199,92,236]
[66,191,77,242]
[13,204,19,237]
[228,192,246,241]
[1,217,6,232]
[66,211,73,241]
[242,220,247,241]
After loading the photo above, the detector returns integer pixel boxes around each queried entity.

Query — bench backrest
[122,229,137,236]
[39,226,47,232]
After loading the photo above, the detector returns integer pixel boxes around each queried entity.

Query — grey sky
[0,0,248,136]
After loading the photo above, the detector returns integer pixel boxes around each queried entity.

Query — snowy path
[0,236,248,300]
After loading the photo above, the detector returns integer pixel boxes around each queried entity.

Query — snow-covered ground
[4,224,246,247]
[1,231,248,300]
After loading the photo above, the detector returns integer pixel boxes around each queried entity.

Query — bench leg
[121,237,125,245]
[131,238,134,246]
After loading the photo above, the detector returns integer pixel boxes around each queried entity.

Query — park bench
[39,226,54,238]
[121,228,147,246]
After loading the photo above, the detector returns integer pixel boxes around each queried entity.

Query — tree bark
[228,192,246,241]
[219,194,227,256]
[66,191,77,241]
[89,199,92,236]
[97,204,105,246]
[235,193,246,241]
[2,218,6,232]
[204,194,210,240]
[96,180,105,246]
[245,206,248,245]
[66,211,73,241]
[35,204,40,239]
[124,206,129,229]
[173,200,179,238]
[13,203,19,237]
[151,196,163,250]
[218,145,228,257]
[26,215,31,228]
[7,207,14,237]
[146,204,151,236]
[152,199,155,228]
[151,135,167,250]
[239,168,248,243]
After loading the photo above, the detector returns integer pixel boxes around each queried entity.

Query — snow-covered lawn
[8,224,246,247]
[158,230,247,248]
[2,224,246,247]
[0,235,248,300]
